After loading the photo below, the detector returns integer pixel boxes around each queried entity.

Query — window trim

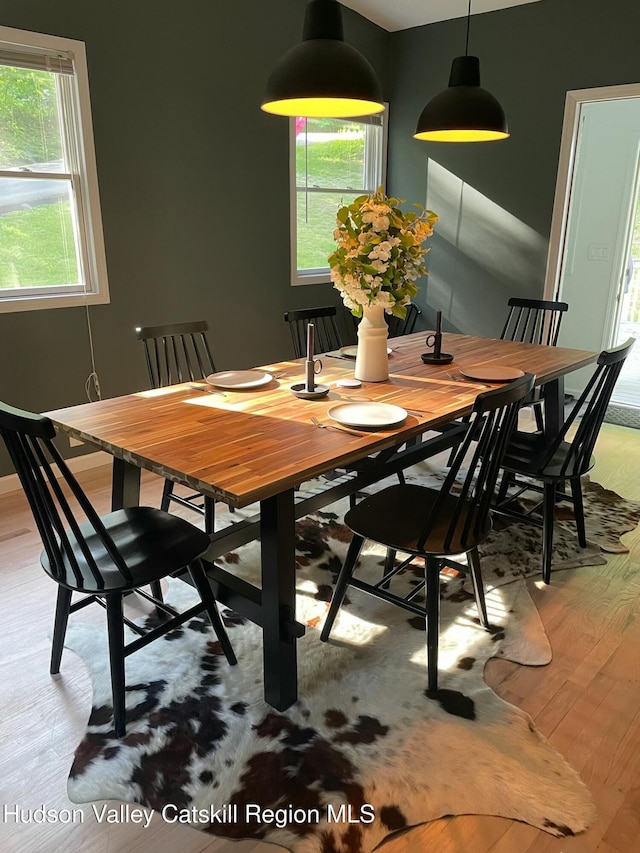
[0,25,109,313]
[289,110,388,287]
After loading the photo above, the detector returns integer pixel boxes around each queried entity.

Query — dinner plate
[206,370,273,389]
[339,345,393,358]
[328,402,407,429]
[459,365,525,382]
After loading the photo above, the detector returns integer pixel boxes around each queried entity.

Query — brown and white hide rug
[64,463,640,852]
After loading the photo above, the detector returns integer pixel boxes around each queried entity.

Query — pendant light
[414,0,509,142]
[261,0,384,119]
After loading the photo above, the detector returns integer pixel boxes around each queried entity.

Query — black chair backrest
[135,321,216,387]
[284,306,343,357]
[387,301,422,338]
[0,402,131,589]
[544,338,635,476]
[501,297,568,346]
[417,372,536,552]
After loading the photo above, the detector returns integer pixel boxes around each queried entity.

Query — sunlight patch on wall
[425,159,547,334]
[426,159,546,283]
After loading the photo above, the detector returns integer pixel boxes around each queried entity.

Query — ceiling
[340,0,543,32]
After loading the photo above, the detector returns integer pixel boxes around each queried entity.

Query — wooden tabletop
[46,333,597,508]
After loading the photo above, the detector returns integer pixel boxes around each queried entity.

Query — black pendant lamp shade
[261,0,384,118]
[414,4,509,143]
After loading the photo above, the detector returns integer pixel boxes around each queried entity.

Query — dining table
[45,331,598,711]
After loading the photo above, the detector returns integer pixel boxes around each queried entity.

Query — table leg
[260,489,298,710]
[542,376,565,438]
[111,457,141,510]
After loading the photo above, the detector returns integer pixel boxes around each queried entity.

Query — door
[545,85,640,420]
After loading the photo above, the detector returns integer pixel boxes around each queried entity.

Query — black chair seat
[41,507,211,593]
[501,432,594,482]
[345,483,492,557]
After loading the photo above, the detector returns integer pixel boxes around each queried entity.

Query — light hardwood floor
[1,422,639,852]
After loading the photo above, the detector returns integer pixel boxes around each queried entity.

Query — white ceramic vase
[354,304,389,382]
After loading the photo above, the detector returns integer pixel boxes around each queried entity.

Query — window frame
[0,25,109,313]
[289,109,388,287]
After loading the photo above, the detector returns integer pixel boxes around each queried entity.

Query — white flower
[373,215,389,232]
[369,241,393,262]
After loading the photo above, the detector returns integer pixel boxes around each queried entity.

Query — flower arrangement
[328,187,438,319]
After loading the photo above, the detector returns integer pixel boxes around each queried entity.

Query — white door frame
[543,83,640,300]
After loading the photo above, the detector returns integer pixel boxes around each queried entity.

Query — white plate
[206,370,273,389]
[459,365,524,382]
[339,345,393,359]
[328,402,407,429]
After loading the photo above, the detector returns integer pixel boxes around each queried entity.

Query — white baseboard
[0,450,112,496]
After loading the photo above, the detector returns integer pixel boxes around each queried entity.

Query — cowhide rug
[64,463,640,852]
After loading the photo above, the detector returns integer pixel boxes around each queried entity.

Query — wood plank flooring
[1,422,639,852]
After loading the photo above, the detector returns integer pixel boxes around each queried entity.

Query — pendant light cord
[465,0,471,56]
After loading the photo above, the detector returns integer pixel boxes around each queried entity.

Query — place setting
[419,311,524,385]
[186,367,291,399]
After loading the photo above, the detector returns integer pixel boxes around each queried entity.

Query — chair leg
[161,479,173,513]
[425,557,441,693]
[542,481,557,584]
[533,401,545,432]
[381,548,396,590]
[105,594,127,737]
[204,497,216,535]
[570,476,587,548]
[189,560,237,666]
[50,586,73,674]
[320,534,365,642]
[149,581,163,602]
[496,469,514,505]
[467,547,489,628]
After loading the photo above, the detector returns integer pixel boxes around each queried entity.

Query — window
[0,26,108,312]
[291,112,388,286]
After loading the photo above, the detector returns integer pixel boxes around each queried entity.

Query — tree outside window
[0,26,108,312]
[291,112,387,286]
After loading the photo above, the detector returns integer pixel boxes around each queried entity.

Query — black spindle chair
[501,297,569,432]
[387,301,422,338]
[136,320,216,387]
[493,338,634,584]
[320,373,536,694]
[446,297,568,468]
[284,306,344,357]
[501,297,568,347]
[0,401,236,738]
[136,320,227,533]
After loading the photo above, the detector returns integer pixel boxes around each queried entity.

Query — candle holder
[291,321,330,398]
[289,382,330,400]
[421,310,453,365]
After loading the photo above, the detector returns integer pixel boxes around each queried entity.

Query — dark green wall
[0,0,390,474]
[1,0,640,477]
[387,0,640,335]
